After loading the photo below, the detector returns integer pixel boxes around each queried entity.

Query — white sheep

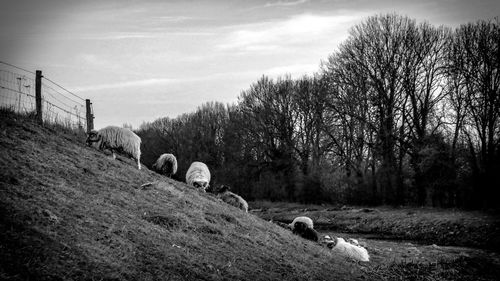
[324,235,370,262]
[289,216,314,230]
[210,185,248,212]
[185,161,211,191]
[86,126,141,169]
[152,153,177,177]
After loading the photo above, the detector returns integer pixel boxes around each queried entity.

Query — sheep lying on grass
[152,153,177,177]
[185,161,210,191]
[86,126,141,169]
[292,221,319,242]
[324,235,370,262]
[274,216,370,261]
[209,185,248,212]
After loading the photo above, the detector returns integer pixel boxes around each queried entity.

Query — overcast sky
[1,0,499,129]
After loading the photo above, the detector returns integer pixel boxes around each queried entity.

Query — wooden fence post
[35,70,42,124]
[86,99,94,133]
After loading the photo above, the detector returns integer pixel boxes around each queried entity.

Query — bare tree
[401,23,451,205]
[449,19,500,207]
[238,75,298,200]
[323,14,420,204]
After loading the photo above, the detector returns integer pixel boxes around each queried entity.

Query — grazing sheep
[324,235,370,262]
[210,185,248,212]
[185,161,211,191]
[289,216,314,230]
[86,126,141,169]
[292,221,319,242]
[152,153,177,177]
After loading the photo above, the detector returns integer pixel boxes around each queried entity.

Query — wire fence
[0,61,93,131]
[0,67,36,113]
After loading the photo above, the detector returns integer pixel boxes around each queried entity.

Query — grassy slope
[0,112,367,281]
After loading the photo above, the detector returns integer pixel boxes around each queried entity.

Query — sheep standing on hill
[210,185,248,212]
[185,161,211,191]
[86,126,142,169]
[152,153,177,177]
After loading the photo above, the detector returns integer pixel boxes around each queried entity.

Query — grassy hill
[0,110,368,280]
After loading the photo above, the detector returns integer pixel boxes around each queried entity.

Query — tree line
[136,14,499,209]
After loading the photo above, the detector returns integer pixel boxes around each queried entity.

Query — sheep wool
[185,161,211,191]
[87,126,142,169]
[212,185,248,212]
[289,216,314,230]
[153,153,178,177]
[328,237,370,262]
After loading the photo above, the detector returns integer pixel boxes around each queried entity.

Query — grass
[251,202,500,280]
[2,110,499,280]
[250,201,500,251]
[361,256,500,281]
[0,110,368,280]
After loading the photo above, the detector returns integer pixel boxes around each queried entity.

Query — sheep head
[323,235,338,249]
[193,180,209,191]
[292,221,308,233]
[86,130,100,146]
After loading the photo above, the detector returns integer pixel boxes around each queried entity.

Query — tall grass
[0,106,86,141]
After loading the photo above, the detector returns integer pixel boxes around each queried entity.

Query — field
[251,201,500,280]
[0,109,499,280]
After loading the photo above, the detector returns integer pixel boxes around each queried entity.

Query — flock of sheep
[86,126,370,262]
[283,216,370,262]
[85,126,249,212]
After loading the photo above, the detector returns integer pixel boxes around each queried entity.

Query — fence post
[35,70,43,124]
[86,99,94,133]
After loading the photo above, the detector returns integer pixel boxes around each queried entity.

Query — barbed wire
[0,62,88,130]
[0,85,36,98]
[0,61,36,75]
[43,75,85,102]
[42,82,84,108]
[44,98,84,119]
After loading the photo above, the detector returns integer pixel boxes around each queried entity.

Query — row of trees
[137,14,499,208]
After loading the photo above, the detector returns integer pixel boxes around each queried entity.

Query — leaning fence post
[86,99,94,133]
[35,70,43,124]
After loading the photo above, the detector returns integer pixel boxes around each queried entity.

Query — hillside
[0,111,368,281]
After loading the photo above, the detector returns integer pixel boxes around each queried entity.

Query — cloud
[72,31,214,41]
[71,78,177,92]
[263,63,319,77]
[152,16,193,22]
[216,13,365,53]
[247,0,309,10]
[263,0,309,8]
[70,70,258,93]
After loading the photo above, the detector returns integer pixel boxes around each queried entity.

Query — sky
[1,0,499,129]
